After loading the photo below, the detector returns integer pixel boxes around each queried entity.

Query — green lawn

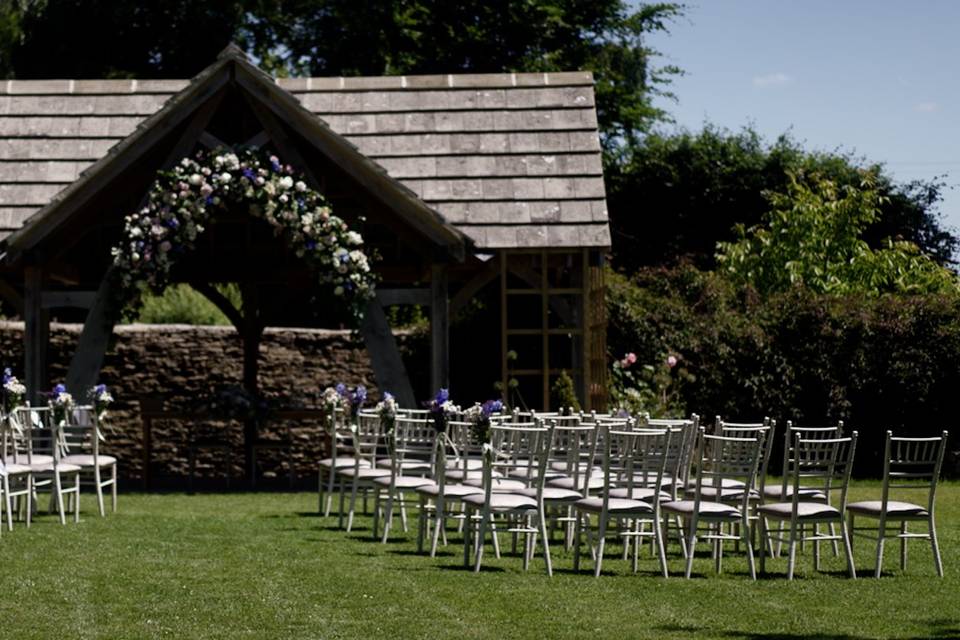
[0,483,957,639]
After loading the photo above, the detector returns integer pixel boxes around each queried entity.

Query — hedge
[607,265,960,476]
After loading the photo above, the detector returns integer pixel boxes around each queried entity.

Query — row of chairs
[319,407,948,579]
[0,405,118,531]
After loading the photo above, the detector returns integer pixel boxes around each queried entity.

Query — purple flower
[242,168,257,181]
[383,391,394,402]
[351,385,367,406]
[94,383,107,395]
[53,383,66,394]
[481,399,503,417]
[434,388,449,405]
[165,218,180,229]
[306,240,317,250]
[205,195,215,205]
[335,383,347,397]
[2,368,10,384]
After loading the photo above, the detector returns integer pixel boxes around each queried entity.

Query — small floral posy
[376,391,399,433]
[2,368,26,413]
[426,388,460,432]
[89,383,114,423]
[349,385,367,419]
[463,398,503,445]
[50,383,75,426]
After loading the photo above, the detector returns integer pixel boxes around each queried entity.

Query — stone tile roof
[0,73,609,249]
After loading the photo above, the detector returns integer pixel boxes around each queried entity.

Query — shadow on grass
[436,563,507,573]
[653,619,960,640]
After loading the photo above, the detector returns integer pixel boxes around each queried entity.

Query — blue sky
[644,1,960,235]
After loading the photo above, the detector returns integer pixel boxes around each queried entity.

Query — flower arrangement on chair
[426,388,460,432]
[376,392,398,434]
[88,384,114,440]
[463,399,503,446]
[2,368,26,414]
[50,383,75,426]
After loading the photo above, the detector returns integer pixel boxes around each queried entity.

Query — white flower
[279,176,294,190]
[220,172,232,183]
[279,194,288,204]
[334,286,344,296]
[346,231,363,246]
[188,174,203,186]
[295,180,306,192]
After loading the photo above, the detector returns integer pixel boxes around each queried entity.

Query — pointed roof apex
[217,42,248,61]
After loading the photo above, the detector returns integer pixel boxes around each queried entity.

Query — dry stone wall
[0,321,401,489]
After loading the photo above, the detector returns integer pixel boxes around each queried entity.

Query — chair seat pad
[416,483,483,498]
[337,467,391,479]
[373,475,435,489]
[31,462,81,473]
[693,486,761,501]
[462,493,538,511]
[514,487,582,501]
[547,475,604,491]
[376,458,432,472]
[463,477,528,492]
[319,457,369,469]
[445,469,500,482]
[609,487,671,502]
[549,461,599,474]
[446,459,484,470]
[662,500,741,518]
[685,477,746,490]
[758,502,841,520]
[846,500,929,518]
[762,485,827,501]
[2,463,31,475]
[507,468,565,482]
[23,454,53,466]
[575,497,654,514]
[61,454,117,467]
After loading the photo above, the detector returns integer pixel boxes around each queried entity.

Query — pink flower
[620,352,637,368]
[667,355,678,368]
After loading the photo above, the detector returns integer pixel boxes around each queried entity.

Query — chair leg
[53,472,66,525]
[346,477,360,532]
[110,464,117,513]
[684,514,699,579]
[787,520,798,581]
[73,473,80,523]
[372,488,382,540]
[813,523,821,572]
[474,510,489,572]
[463,509,473,568]
[430,495,445,558]
[94,465,105,517]
[743,520,756,581]
[594,515,607,578]
[900,521,907,571]
[25,476,32,528]
[840,517,856,579]
[759,517,769,575]
[929,515,944,578]
[573,510,582,572]
[874,521,887,578]
[654,515,669,578]
[381,489,395,543]
[538,511,553,577]
[3,476,12,532]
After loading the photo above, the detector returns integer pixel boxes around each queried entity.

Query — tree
[606,126,957,274]
[3,1,682,150]
[715,171,959,296]
[5,1,248,78]
[248,0,684,151]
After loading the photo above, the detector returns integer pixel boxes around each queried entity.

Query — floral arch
[109,147,376,323]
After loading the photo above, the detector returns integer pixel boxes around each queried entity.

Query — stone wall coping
[0,320,412,337]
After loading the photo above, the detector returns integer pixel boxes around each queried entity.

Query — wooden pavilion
[0,45,610,416]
